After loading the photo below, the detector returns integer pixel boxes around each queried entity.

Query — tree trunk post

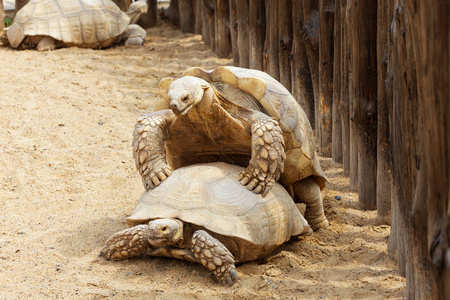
[204,0,216,51]
[331,0,342,163]
[407,0,449,298]
[339,0,350,175]
[249,0,265,70]
[266,0,279,80]
[291,0,315,124]
[15,0,30,12]
[346,0,358,190]
[318,0,334,157]
[350,0,378,210]
[0,0,4,33]
[278,0,292,91]
[215,0,232,58]
[375,0,392,225]
[236,0,250,68]
[201,0,211,45]
[178,0,195,33]
[229,0,239,66]
[302,0,320,132]
[138,0,158,29]
[194,0,203,34]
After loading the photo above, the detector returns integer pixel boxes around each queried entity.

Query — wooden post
[376,0,392,225]
[407,0,449,297]
[278,0,292,91]
[236,0,250,68]
[263,0,271,74]
[339,0,350,175]
[302,0,320,133]
[291,0,315,124]
[350,0,377,210]
[331,0,342,163]
[318,0,334,157]
[194,0,203,34]
[161,0,180,27]
[178,0,195,33]
[346,0,358,191]
[215,0,231,58]
[0,0,4,33]
[112,0,131,11]
[15,0,30,12]
[138,0,158,29]
[249,0,265,70]
[201,0,211,45]
[264,0,279,80]
[204,0,215,51]
[229,0,239,66]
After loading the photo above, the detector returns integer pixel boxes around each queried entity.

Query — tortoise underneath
[100,162,312,286]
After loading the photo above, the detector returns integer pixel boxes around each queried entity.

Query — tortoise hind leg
[36,36,56,51]
[293,177,329,231]
[191,230,237,286]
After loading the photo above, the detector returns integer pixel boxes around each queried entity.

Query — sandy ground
[0,23,406,299]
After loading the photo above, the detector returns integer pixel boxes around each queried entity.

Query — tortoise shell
[7,0,130,48]
[157,66,327,190]
[127,162,309,261]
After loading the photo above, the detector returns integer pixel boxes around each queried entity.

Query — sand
[0,23,405,299]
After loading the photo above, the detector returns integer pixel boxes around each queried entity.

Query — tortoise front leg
[100,225,152,261]
[133,109,174,191]
[191,230,238,286]
[239,116,286,196]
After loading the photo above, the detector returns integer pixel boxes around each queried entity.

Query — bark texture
[215,0,231,58]
[138,0,158,29]
[277,0,292,91]
[248,0,265,70]
[318,0,334,157]
[291,0,314,123]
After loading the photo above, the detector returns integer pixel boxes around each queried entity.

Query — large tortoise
[100,162,312,285]
[0,0,148,51]
[133,66,329,230]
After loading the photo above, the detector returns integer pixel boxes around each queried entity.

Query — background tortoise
[132,66,329,230]
[1,0,148,51]
[100,162,312,286]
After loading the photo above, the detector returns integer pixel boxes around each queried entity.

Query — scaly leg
[123,24,147,46]
[132,109,174,191]
[36,36,56,51]
[100,225,151,261]
[191,230,237,286]
[239,116,286,196]
[293,177,329,230]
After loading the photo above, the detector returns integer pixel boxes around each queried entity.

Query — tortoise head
[166,76,211,116]
[126,1,148,24]
[147,218,184,247]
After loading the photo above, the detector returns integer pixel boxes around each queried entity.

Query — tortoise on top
[0,0,148,51]
[133,66,329,230]
[101,162,312,286]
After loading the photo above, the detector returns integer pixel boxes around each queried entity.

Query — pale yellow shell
[8,0,129,48]
[127,162,309,248]
[180,66,327,189]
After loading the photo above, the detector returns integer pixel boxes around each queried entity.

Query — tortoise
[132,66,329,230]
[100,162,312,286]
[0,0,148,51]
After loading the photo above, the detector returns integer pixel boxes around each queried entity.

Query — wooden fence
[163,0,449,298]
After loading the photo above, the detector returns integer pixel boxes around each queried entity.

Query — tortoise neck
[187,87,218,122]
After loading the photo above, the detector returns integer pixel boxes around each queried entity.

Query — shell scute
[127,163,307,247]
